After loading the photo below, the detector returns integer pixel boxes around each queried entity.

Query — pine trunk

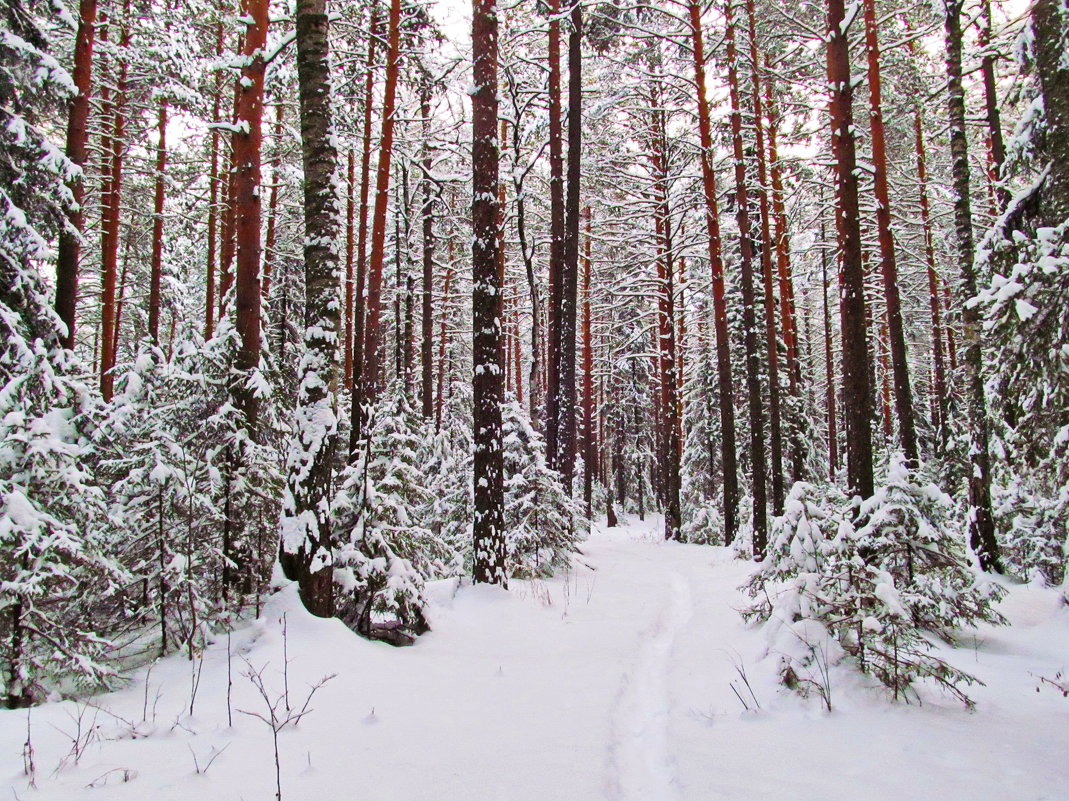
[545,0,565,469]
[55,0,98,351]
[827,0,874,500]
[148,100,167,346]
[863,0,919,466]
[688,0,740,543]
[471,0,506,586]
[944,0,1000,570]
[725,0,769,555]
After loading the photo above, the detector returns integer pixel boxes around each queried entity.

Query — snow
[2,516,1067,800]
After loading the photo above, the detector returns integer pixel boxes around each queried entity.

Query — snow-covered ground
[3,516,1067,800]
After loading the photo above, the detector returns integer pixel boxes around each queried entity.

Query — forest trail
[2,516,1067,801]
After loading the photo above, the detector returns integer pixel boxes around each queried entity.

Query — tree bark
[862,0,919,466]
[54,0,98,351]
[546,0,566,469]
[944,0,1000,570]
[688,0,740,544]
[348,9,380,453]
[421,83,436,420]
[471,0,507,586]
[361,0,401,411]
[745,0,785,515]
[725,0,769,555]
[827,0,873,500]
[148,100,167,346]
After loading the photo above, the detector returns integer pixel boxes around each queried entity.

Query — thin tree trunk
[555,0,583,491]
[148,100,168,346]
[688,0,739,544]
[471,0,506,586]
[581,207,594,519]
[420,83,436,419]
[546,0,565,468]
[263,102,285,301]
[55,0,98,351]
[944,0,1000,571]
[863,0,919,466]
[745,0,785,515]
[99,3,130,402]
[348,9,380,453]
[361,0,401,412]
[979,0,1009,209]
[205,16,224,340]
[827,0,874,500]
[725,0,769,555]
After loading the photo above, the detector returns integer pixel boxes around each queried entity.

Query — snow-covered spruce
[743,458,1007,707]
[501,399,585,578]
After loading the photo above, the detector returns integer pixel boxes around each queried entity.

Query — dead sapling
[237,660,335,801]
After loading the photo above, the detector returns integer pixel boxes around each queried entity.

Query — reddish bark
[361,0,401,407]
[745,0,785,514]
[545,0,565,467]
[231,0,268,427]
[862,0,919,466]
[725,0,769,553]
[55,0,98,350]
[688,0,739,543]
[581,207,594,519]
[827,0,873,500]
[99,4,130,402]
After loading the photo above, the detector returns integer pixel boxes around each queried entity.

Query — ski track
[608,570,694,801]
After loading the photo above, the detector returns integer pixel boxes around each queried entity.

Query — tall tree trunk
[360,0,401,414]
[555,1,583,490]
[545,0,566,468]
[944,0,1000,570]
[581,207,594,519]
[281,0,342,618]
[979,0,1009,209]
[148,100,167,346]
[688,0,739,543]
[827,0,874,500]
[745,0,785,515]
[232,0,267,430]
[765,68,804,481]
[262,102,285,300]
[55,0,98,351]
[820,208,838,481]
[420,83,436,419]
[205,16,224,340]
[99,4,130,402]
[863,0,919,466]
[913,105,947,441]
[725,0,769,556]
[471,0,506,586]
[348,9,379,453]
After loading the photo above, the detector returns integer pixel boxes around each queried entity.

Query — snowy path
[2,515,1068,801]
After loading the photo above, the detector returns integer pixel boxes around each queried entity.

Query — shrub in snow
[743,458,1007,707]
[994,480,1067,589]
[332,392,438,644]
[501,400,584,578]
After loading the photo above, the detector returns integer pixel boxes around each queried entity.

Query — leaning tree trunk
[471,0,506,586]
[54,0,98,351]
[688,0,740,544]
[827,0,874,501]
[279,0,342,618]
[944,0,1001,570]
